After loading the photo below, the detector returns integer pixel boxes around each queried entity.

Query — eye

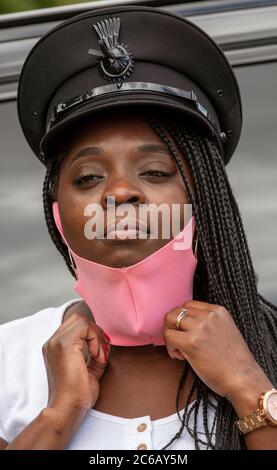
[140,170,173,180]
[73,174,103,186]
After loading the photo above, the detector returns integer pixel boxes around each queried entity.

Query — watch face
[265,390,277,424]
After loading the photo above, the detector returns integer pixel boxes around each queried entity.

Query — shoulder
[0,298,80,356]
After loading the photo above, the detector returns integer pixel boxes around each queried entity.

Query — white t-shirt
[0,299,217,450]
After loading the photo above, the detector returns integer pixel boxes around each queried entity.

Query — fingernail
[103,332,110,342]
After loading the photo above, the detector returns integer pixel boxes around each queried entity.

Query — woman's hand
[42,313,110,414]
[163,300,267,401]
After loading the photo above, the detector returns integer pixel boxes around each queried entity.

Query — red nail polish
[104,349,109,362]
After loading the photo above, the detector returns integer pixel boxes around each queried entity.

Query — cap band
[46,81,213,132]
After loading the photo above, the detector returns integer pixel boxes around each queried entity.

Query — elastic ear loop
[193,229,199,260]
[68,248,78,279]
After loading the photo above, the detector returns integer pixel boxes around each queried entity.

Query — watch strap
[235,408,267,434]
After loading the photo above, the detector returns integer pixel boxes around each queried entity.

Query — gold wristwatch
[235,388,277,434]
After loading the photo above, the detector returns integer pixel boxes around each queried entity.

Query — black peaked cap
[17,5,243,166]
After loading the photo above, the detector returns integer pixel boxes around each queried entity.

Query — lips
[104,219,149,237]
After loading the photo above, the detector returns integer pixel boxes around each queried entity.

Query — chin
[106,252,146,268]
[95,238,165,267]
[100,246,150,268]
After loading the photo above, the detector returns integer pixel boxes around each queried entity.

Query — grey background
[0,61,276,324]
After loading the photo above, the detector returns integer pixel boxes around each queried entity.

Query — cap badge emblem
[90,17,134,84]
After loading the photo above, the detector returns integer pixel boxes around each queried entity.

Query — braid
[42,151,77,280]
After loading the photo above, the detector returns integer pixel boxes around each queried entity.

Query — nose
[101,177,146,210]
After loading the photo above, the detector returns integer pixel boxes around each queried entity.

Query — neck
[108,344,172,368]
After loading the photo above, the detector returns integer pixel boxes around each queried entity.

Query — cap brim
[40,90,223,159]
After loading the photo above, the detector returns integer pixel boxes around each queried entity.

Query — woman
[0,6,276,450]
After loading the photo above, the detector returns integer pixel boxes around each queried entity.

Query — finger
[52,316,108,364]
[183,300,222,312]
[58,312,86,332]
[74,320,107,365]
[87,329,109,365]
[168,349,187,361]
[89,342,106,365]
[89,322,111,348]
[59,313,104,338]
[86,353,109,382]
[46,313,84,343]
[83,331,107,365]
[164,307,197,331]
[174,304,220,325]
[164,329,190,356]
[102,331,111,345]
[52,317,101,354]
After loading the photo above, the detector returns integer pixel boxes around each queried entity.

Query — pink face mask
[52,201,198,346]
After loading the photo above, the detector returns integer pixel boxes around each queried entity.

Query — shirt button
[137,443,148,450]
[137,422,147,432]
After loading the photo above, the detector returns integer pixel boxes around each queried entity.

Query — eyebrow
[68,143,172,167]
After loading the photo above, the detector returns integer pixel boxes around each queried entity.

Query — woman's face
[56,108,194,268]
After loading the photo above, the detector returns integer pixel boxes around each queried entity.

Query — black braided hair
[42,139,77,279]
[42,109,277,450]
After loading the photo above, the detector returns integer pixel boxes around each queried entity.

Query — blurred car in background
[0,0,276,323]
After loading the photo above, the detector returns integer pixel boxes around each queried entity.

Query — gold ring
[176,308,189,330]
